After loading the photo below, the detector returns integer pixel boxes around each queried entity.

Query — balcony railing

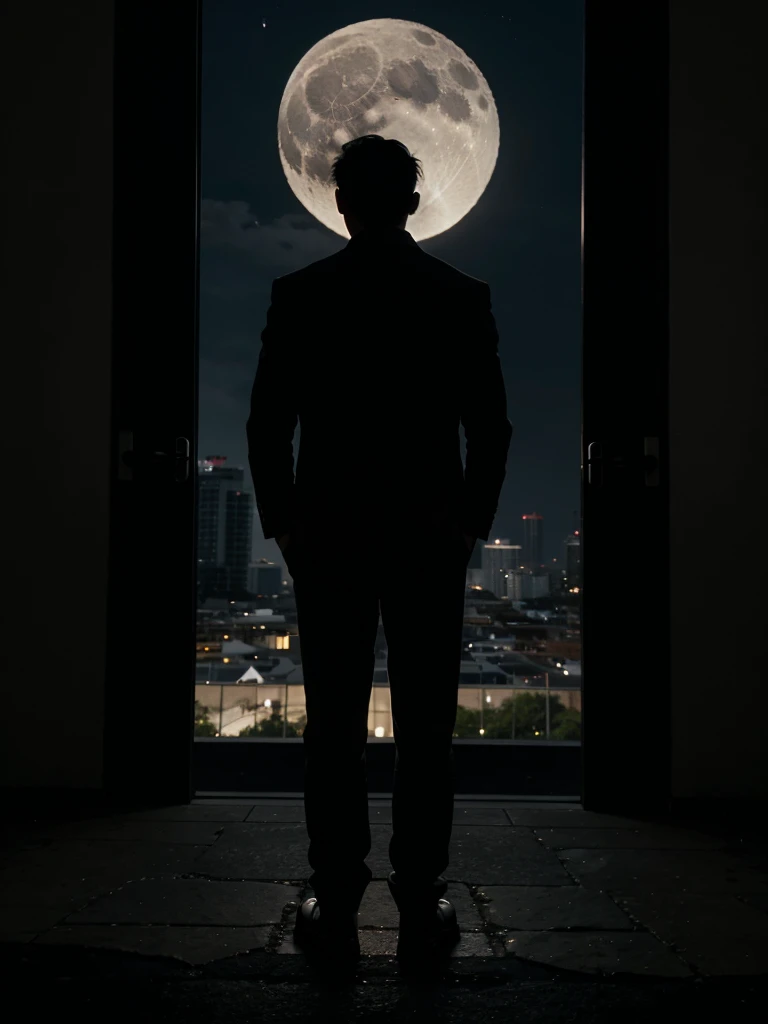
[194,678,581,742]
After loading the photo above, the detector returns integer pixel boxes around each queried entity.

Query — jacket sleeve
[246,277,299,541]
[458,282,514,542]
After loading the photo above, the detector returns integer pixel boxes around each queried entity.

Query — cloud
[197,200,337,453]
[200,199,342,272]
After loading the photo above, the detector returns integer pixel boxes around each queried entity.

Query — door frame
[106,0,670,810]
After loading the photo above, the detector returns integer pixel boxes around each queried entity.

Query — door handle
[587,441,603,486]
[587,438,660,488]
[643,436,659,487]
[119,432,191,483]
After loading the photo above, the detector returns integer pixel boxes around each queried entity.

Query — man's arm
[458,281,514,542]
[246,277,299,541]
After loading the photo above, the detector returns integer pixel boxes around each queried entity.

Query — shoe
[293,896,361,969]
[387,872,461,968]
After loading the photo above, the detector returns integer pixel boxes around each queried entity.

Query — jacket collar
[344,226,420,252]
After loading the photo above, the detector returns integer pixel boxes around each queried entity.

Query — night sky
[200,0,584,566]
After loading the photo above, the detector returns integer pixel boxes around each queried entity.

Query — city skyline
[199,452,577,581]
[197,454,579,601]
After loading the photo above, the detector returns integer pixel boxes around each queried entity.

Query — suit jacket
[246,225,513,543]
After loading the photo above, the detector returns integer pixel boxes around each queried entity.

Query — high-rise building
[506,570,551,601]
[248,561,283,596]
[564,531,582,591]
[521,513,544,571]
[197,456,253,598]
[482,538,522,598]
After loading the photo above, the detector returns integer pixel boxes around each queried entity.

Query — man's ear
[409,192,420,215]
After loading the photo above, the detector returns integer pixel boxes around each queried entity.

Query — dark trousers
[287,516,470,913]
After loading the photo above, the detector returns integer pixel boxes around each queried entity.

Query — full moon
[277,19,499,241]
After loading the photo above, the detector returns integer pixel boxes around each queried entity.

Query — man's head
[331,135,423,235]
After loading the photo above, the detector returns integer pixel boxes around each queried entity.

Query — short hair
[331,135,423,226]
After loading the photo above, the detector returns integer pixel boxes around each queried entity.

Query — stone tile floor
[1,799,767,1022]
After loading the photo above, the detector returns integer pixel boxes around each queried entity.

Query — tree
[453,704,482,737]
[239,711,306,737]
[453,692,582,740]
[550,707,582,741]
[194,699,217,737]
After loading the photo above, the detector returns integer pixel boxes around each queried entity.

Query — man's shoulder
[273,250,345,291]
[415,249,489,295]
[274,244,488,296]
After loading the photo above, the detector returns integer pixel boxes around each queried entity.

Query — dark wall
[669,0,768,798]
[0,1,114,787]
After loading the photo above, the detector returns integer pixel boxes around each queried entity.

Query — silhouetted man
[247,135,513,972]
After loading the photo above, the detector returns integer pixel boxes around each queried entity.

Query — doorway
[194,0,584,797]
[105,0,669,814]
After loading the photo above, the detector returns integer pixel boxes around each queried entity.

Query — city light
[374,726,385,737]
[563,670,569,676]
[264,699,272,707]
[223,657,230,664]
[479,728,485,735]
[486,695,492,703]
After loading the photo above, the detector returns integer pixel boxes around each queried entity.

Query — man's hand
[462,532,477,555]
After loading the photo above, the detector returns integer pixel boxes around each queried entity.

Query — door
[104,0,201,805]
[581,2,671,814]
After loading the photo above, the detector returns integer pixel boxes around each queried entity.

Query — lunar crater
[449,59,479,90]
[286,93,311,137]
[412,29,436,46]
[305,47,380,115]
[439,89,472,123]
[387,58,440,106]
